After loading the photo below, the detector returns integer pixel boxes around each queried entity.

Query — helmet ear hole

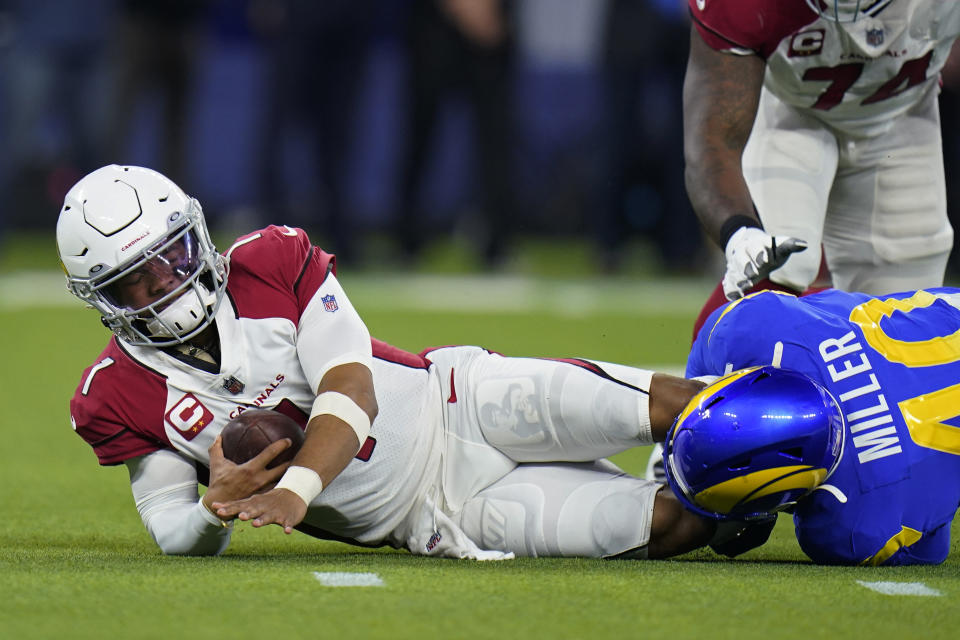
[703,395,724,409]
[779,447,804,461]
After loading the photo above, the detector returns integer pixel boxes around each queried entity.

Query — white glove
[722,227,808,300]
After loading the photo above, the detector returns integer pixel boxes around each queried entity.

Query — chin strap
[145,283,216,339]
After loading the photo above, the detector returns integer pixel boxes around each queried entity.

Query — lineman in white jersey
[685,0,960,314]
[59,165,718,560]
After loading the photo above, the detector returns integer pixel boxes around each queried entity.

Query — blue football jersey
[688,288,960,565]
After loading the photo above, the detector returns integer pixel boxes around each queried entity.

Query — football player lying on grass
[667,286,960,566]
[59,165,715,560]
[58,166,958,565]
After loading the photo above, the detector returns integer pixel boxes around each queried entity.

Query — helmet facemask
[66,199,228,347]
[805,0,893,22]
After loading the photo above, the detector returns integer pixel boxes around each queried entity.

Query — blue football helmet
[663,366,845,521]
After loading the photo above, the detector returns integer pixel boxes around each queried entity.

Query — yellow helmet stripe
[694,465,828,514]
[674,366,762,428]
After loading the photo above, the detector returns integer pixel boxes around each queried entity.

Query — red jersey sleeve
[70,339,170,465]
[225,225,336,324]
[688,0,819,58]
[373,338,431,369]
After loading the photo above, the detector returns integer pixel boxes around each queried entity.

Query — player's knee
[461,491,536,555]
[584,490,657,557]
[461,477,658,558]
[648,486,715,559]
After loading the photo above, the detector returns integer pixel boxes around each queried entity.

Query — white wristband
[310,391,372,449]
[276,465,324,507]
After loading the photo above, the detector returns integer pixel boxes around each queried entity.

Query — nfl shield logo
[222,376,245,394]
[866,28,884,46]
[322,294,339,312]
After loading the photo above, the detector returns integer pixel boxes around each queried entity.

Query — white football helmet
[56,165,228,347]
[805,0,894,22]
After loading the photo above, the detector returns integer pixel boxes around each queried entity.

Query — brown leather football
[220,409,305,468]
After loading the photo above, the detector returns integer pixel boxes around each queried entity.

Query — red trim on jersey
[373,338,431,369]
[447,369,457,403]
[689,0,820,58]
[355,436,376,462]
[225,225,335,325]
[271,398,309,429]
[71,338,170,465]
[541,357,648,395]
[542,357,606,376]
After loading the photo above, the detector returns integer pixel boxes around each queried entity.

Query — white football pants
[425,346,660,557]
[743,82,952,294]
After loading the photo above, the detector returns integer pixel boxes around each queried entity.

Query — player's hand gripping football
[201,435,291,519]
[722,227,807,300]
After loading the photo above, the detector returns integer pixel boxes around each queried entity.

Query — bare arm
[646,374,716,560]
[290,362,378,488]
[649,373,705,442]
[212,362,377,532]
[683,24,766,248]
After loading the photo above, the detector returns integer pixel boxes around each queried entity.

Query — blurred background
[0,0,711,276]
[3,0,960,278]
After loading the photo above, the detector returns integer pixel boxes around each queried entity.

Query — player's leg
[742,87,839,291]
[824,88,952,295]
[457,460,713,558]
[429,346,701,462]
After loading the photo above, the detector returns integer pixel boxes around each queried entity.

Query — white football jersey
[71,225,444,546]
[690,0,960,136]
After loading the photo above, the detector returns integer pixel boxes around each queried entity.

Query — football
[220,409,305,468]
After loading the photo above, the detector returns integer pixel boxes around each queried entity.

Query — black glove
[709,516,777,558]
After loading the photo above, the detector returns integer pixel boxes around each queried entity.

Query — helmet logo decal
[695,465,828,513]
[120,231,150,252]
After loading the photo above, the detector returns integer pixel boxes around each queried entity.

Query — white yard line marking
[0,270,714,315]
[313,571,385,587]
[856,581,943,597]
[0,271,77,310]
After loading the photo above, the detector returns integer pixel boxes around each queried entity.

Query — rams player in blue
[664,287,960,566]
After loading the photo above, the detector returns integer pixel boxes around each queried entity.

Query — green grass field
[1,234,958,639]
